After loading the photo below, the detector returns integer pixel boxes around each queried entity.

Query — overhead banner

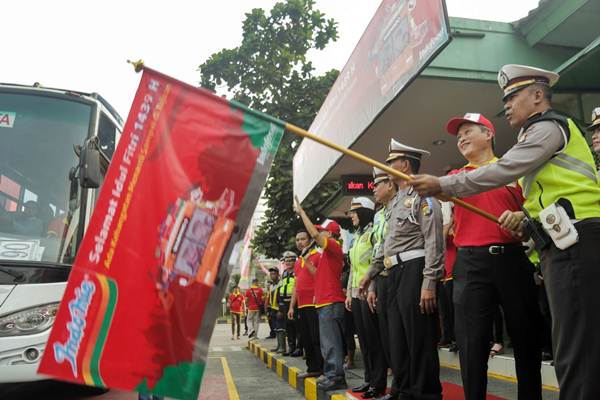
[38,67,284,400]
[237,222,253,290]
[293,0,450,201]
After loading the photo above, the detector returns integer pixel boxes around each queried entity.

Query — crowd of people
[226,64,600,400]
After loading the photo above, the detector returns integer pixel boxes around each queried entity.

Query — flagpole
[284,123,500,224]
[125,60,499,224]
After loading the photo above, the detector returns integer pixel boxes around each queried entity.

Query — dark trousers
[540,220,600,400]
[272,309,285,331]
[295,317,303,350]
[376,268,402,394]
[231,313,241,337]
[352,297,387,391]
[438,279,455,343]
[268,307,276,336]
[453,246,542,400]
[299,306,324,373]
[492,306,504,345]
[537,281,553,355]
[279,302,297,349]
[396,258,442,400]
[343,308,356,356]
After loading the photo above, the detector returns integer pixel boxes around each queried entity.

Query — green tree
[228,273,241,292]
[199,0,340,259]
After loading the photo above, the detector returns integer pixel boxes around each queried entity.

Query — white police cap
[373,166,389,184]
[587,107,600,131]
[498,64,559,101]
[386,139,430,163]
[348,197,375,212]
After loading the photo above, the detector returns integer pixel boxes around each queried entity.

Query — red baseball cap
[315,219,341,236]
[446,113,495,136]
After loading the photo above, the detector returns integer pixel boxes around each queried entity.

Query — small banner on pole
[38,67,284,399]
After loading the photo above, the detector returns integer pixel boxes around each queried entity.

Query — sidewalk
[247,336,560,400]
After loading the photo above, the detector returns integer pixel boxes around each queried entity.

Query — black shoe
[317,378,347,391]
[542,351,553,361]
[297,371,321,379]
[351,382,371,393]
[448,343,459,353]
[290,349,303,357]
[265,334,276,339]
[375,394,398,400]
[248,331,256,338]
[363,388,385,399]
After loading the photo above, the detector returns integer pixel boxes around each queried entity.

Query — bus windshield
[0,91,92,266]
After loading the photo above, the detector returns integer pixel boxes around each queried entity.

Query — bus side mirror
[80,145,101,188]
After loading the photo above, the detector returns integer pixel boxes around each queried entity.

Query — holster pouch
[523,216,552,253]
[539,203,579,250]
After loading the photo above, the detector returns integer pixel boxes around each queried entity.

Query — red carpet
[442,382,506,399]
[346,382,507,399]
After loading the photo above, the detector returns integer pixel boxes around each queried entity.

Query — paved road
[0,321,299,400]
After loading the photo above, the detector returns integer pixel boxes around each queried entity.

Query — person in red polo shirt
[444,113,543,400]
[245,278,264,339]
[294,198,347,392]
[228,286,245,340]
[289,230,324,378]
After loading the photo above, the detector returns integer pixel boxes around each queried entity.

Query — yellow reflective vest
[519,112,600,221]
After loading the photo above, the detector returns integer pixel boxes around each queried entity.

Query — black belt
[458,243,526,255]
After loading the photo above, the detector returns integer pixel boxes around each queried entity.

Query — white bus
[0,82,122,382]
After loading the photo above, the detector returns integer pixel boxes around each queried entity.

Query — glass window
[0,91,92,265]
[98,113,117,159]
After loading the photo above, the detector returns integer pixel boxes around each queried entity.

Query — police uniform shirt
[367,186,445,290]
[439,119,564,197]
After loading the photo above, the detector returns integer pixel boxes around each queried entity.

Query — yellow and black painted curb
[247,340,346,400]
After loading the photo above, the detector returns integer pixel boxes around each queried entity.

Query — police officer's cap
[587,107,600,131]
[497,64,559,101]
[348,197,375,213]
[282,250,297,260]
[268,267,279,273]
[373,166,389,184]
[386,139,430,163]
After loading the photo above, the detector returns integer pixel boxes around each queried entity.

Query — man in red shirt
[289,230,324,377]
[295,198,346,392]
[228,286,245,340]
[245,278,264,339]
[444,113,542,400]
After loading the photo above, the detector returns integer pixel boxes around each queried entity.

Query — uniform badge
[498,70,509,88]
[404,197,413,208]
[421,198,433,216]
[517,132,528,143]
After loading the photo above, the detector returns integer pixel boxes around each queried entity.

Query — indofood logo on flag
[52,276,96,377]
[39,67,284,400]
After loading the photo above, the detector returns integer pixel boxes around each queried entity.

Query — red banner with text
[38,68,284,399]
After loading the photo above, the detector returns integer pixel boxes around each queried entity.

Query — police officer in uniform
[587,107,600,170]
[411,64,600,400]
[345,197,387,399]
[360,140,444,400]
[279,251,297,356]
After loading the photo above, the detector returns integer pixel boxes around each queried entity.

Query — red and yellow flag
[39,67,284,399]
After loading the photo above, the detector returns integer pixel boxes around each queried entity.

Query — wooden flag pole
[285,123,500,224]
[125,60,499,224]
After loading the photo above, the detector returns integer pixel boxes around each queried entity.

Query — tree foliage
[199,0,340,259]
